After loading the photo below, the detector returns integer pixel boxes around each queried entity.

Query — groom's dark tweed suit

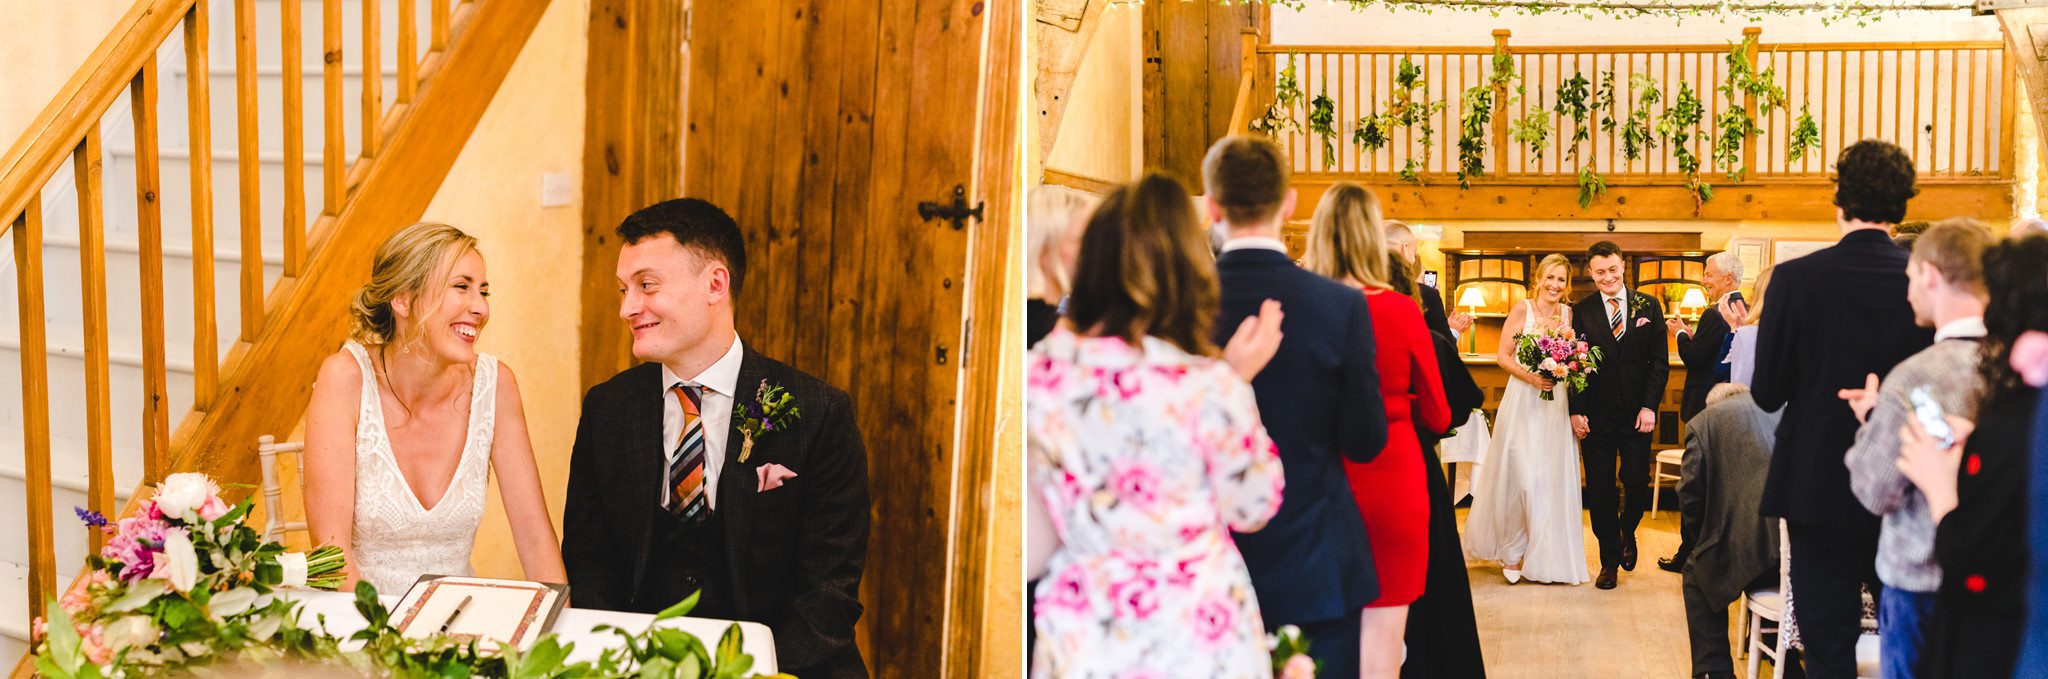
[563,349,870,678]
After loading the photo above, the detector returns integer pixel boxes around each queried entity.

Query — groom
[1570,240,1670,590]
[562,198,872,677]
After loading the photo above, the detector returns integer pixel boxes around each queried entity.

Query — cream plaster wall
[408,0,588,579]
[0,0,133,150]
[1044,3,1142,183]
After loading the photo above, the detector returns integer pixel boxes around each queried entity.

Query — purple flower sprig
[731,379,802,463]
[75,507,109,529]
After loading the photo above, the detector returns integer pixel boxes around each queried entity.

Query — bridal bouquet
[1513,327,1602,401]
[33,473,346,677]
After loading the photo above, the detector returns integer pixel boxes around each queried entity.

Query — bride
[1463,254,1590,585]
[303,223,568,594]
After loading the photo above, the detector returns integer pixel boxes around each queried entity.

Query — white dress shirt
[1221,236,1288,254]
[1933,316,1986,342]
[660,335,744,509]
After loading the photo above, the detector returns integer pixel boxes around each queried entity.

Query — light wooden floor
[1456,507,1784,679]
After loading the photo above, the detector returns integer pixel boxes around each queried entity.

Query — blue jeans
[1880,586,1938,678]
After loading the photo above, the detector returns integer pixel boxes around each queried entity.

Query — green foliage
[1510,105,1552,162]
[1456,84,1494,187]
[1713,106,1754,181]
[1577,164,1608,208]
[1709,35,1788,182]
[1310,92,1339,166]
[1789,103,1824,163]
[1250,55,1306,136]
[1355,56,1446,184]
[1353,114,1390,151]
[1244,0,1954,27]
[1658,82,1712,209]
[1554,71,1592,161]
[1595,70,1619,134]
[1622,73,1661,162]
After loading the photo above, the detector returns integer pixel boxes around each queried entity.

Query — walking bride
[1464,254,1590,585]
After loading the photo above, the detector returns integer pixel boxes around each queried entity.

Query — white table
[278,590,777,673]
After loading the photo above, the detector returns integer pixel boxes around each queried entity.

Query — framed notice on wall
[1772,240,1833,265]
[1731,239,1767,283]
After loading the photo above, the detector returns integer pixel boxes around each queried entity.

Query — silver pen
[438,594,473,635]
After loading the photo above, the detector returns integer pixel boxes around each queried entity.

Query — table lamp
[1679,287,1707,317]
[1456,287,1485,353]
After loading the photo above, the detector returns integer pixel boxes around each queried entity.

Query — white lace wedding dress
[342,341,496,595]
[1462,301,1590,585]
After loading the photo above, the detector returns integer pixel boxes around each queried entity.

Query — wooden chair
[258,435,309,543]
[1651,448,1684,518]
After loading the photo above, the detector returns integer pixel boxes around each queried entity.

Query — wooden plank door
[1143,0,1259,188]
[681,0,1010,675]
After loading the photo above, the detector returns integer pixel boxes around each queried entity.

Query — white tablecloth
[278,590,777,673]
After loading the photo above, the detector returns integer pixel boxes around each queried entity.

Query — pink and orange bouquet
[1513,327,1602,401]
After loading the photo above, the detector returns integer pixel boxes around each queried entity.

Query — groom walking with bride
[1571,241,1671,590]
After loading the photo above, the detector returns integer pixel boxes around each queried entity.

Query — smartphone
[1728,291,1744,305]
[1908,385,1956,450]
[1422,270,1439,288]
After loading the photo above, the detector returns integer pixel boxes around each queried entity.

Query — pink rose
[1189,595,1235,646]
[1109,572,1160,620]
[1568,361,1579,371]
[1282,653,1317,679]
[198,496,230,522]
[1040,563,1091,615]
[80,624,110,665]
[1108,459,1164,512]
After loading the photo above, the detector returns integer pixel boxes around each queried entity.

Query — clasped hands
[1567,410,1654,440]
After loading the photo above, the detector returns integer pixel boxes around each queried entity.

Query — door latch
[918,184,984,231]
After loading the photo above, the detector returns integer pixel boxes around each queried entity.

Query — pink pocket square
[756,463,798,492]
[1635,317,1652,328]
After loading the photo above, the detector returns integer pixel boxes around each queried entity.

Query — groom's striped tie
[665,383,708,522]
[1608,296,1626,339]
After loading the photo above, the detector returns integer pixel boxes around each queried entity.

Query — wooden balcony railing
[0,0,507,645]
[1243,28,2015,185]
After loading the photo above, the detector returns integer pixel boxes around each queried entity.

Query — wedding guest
[303,223,566,595]
[1207,135,1390,678]
[1660,250,1745,573]
[1896,234,2048,678]
[2010,217,2047,240]
[1839,218,1991,679]
[1385,220,1473,341]
[1303,183,1450,679]
[1678,383,1781,679]
[1389,254,1487,679]
[563,199,872,677]
[1754,139,1933,677]
[1724,266,1770,388]
[2011,244,2048,677]
[1026,173,1286,677]
[1027,185,1096,347]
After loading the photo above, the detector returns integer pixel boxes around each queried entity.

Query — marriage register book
[392,575,569,650]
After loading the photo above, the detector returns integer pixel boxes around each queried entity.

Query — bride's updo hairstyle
[1530,254,1573,300]
[349,223,479,346]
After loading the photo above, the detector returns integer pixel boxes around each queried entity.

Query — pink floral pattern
[1028,327,1283,678]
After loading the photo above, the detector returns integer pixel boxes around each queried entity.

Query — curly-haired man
[1753,139,1936,678]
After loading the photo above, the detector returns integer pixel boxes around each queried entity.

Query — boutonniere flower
[1629,293,1655,316]
[733,379,802,463]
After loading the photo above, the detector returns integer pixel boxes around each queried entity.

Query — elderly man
[1661,251,1745,573]
[1679,382,1782,679]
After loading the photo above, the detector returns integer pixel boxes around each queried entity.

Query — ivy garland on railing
[1310,91,1340,166]
[1789,103,1824,162]
[1455,52,1519,187]
[1711,35,1790,181]
[1622,73,1661,163]
[1352,56,1446,183]
[1659,82,1712,208]
[1250,55,1306,136]
[1247,0,1967,27]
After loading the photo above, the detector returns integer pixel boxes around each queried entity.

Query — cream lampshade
[1457,287,1486,310]
[1680,287,1708,313]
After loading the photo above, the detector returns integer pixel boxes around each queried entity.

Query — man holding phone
[1840,219,1992,679]
[1659,251,1744,573]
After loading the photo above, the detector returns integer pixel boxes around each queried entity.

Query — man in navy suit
[1571,240,1671,590]
[1204,136,1389,678]
[1659,250,1744,573]
[1754,139,1932,677]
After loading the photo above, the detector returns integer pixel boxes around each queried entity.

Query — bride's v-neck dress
[342,341,496,595]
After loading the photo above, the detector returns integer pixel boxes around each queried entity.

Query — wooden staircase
[0,0,550,669]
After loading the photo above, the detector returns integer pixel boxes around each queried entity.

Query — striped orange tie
[1608,297,1625,338]
[665,384,707,521]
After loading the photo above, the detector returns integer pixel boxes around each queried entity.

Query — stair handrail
[0,0,196,236]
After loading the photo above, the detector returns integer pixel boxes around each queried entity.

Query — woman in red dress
[1302,182,1452,678]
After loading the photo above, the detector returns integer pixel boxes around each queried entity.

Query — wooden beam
[578,0,687,393]
[1992,8,2048,181]
[1290,177,2016,221]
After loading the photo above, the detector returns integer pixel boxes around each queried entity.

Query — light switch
[541,172,574,207]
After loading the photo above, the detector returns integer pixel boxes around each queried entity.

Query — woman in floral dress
[1027,173,1285,678]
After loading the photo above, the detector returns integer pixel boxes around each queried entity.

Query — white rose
[154,473,219,523]
[1539,357,1558,371]
[276,552,309,588]
[102,616,158,651]
[152,529,199,592]
[209,587,258,618]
